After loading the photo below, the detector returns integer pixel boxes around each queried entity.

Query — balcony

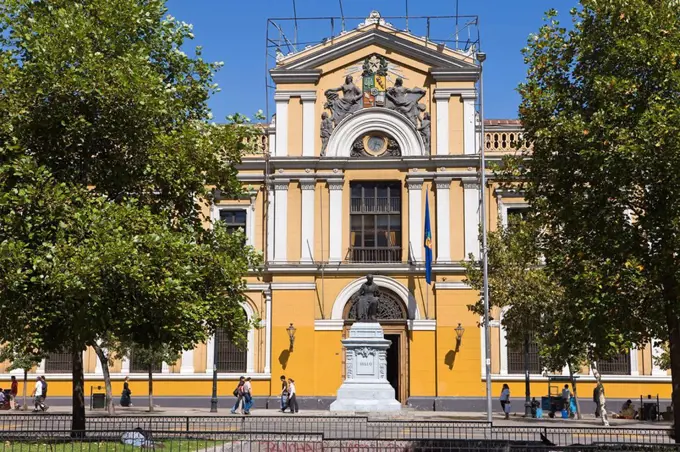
[350,197,401,213]
[348,247,402,263]
[484,119,532,153]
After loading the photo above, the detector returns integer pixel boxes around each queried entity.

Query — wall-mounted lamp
[455,323,466,344]
[287,323,297,351]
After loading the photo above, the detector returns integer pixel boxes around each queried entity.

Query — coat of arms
[362,55,388,108]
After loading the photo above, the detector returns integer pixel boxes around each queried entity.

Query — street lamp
[455,323,466,345]
[476,49,492,424]
[210,338,218,413]
[287,323,297,352]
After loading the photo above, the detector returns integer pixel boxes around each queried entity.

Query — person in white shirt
[31,376,45,411]
[242,377,253,415]
[286,378,299,414]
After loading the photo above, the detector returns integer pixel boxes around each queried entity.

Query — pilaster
[180,349,195,374]
[328,178,344,262]
[300,179,316,262]
[434,178,452,262]
[462,178,481,259]
[433,91,450,156]
[407,178,424,262]
[461,92,477,155]
[273,180,290,262]
[301,92,317,157]
[266,185,275,262]
[264,289,273,374]
[274,92,290,157]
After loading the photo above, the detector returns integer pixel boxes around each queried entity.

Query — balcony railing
[350,197,401,213]
[348,247,402,263]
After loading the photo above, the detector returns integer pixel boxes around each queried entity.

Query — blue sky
[166,0,576,121]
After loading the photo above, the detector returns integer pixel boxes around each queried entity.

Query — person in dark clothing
[231,376,245,414]
[120,376,132,407]
[593,385,602,417]
[280,375,289,412]
[286,378,299,414]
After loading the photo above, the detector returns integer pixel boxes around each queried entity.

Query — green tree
[516,0,680,434]
[0,343,43,411]
[121,344,180,412]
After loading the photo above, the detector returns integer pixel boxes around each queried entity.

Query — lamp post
[210,338,218,413]
[287,323,297,351]
[455,323,466,345]
[477,49,492,424]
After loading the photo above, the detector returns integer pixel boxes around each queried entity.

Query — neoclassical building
[1,11,670,407]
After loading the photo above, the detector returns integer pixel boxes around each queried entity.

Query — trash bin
[92,393,106,409]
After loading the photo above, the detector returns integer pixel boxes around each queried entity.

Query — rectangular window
[45,352,73,374]
[508,334,542,374]
[219,209,247,236]
[597,353,631,375]
[215,328,247,373]
[128,349,162,374]
[349,181,401,263]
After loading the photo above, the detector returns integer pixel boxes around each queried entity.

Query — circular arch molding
[330,275,420,321]
[324,108,426,158]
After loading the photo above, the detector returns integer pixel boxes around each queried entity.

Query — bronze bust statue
[357,274,380,322]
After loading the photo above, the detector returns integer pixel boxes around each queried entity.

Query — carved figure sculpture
[320,112,333,156]
[324,75,362,126]
[418,111,431,153]
[357,274,380,322]
[386,77,426,127]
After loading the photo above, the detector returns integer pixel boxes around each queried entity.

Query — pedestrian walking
[230,376,245,414]
[40,376,48,411]
[9,376,19,410]
[562,384,571,416]
[31,376,45,412]
[243,377,253,415]
[593,384,602,417]
[500,383,510,419]
[280,375,289,412]
[286,378,299,414]
[120,376,132,407]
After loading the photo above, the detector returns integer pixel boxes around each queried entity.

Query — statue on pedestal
[357,274,380,322]
[386,77,426,127]
[324,75,362,126]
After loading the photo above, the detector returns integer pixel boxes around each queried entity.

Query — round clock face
[363,135,388,156]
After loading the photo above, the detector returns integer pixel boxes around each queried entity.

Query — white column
[94,344,105,376]
[435,178,452,262]
[462,178,481,259]
[480,321,487,377]
[434,92,450,155]
[301,93,316,157]
[328,178,344,262]
[462,92,477,155]
[652,341,666,376]
[407,178,424,262]
[266,184,275,262]
[37,359,46,374]
[205,336,215,374]
[121,356,130,375]
[499,323,508,375]
[274,93,290,157]
[264,289,273,374]
[630,347,639,376]
[180,349,194,374]
[300,179,316,262]
[267,121,276,156]
[161,362,170,374]
[273,180,289,262]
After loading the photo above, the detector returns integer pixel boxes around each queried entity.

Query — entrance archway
[342,287,409,404]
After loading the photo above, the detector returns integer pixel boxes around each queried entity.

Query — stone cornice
[430,68,480,82]
[269,69,321,84]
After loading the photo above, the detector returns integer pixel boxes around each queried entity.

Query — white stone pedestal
[330,322,401,412]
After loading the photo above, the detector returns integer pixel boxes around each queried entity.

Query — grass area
[1,439,223,452]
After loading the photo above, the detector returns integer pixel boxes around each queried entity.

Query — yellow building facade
[1,11,671,408]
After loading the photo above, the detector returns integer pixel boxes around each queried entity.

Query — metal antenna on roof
[405,0,409,31]
[338,0,346,32]
[292,0,299,50]
[455,0,460,48]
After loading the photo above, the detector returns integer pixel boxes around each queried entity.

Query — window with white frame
[507,333,542,375]
[213,205,254,246]
[45,352,73,373]
[597,352,631,375]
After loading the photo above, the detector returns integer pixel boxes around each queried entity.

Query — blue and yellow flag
[424,193,433,285]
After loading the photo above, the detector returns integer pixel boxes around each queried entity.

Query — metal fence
[0,415,676,451]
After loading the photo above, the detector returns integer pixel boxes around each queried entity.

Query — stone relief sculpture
[324,75,362,127]
[386,77,426,127]
[357,274,380,322]
[320,112,333,156]
[418,111,431,153]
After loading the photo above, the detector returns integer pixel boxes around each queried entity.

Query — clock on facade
[362,135,388,156]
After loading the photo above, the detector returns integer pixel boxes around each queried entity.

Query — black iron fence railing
[348,247,402,263]
[0,415,675,449]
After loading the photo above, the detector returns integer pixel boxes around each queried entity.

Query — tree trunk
[569,365,582,420]
[148,366,154,412]
[591,361,609,427]
[665,301,680,442]
[22,369,28,411]
[71,350,86,437]
[523,335,531,417]
[92,343,115,415]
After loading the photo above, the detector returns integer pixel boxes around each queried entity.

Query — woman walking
[230,376,245,414]
[500,384,510,419]
[242,377,253,415]
[120,376,132,407]
[286,378,299,414]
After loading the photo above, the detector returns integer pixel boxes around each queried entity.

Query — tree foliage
[516,0,680,433]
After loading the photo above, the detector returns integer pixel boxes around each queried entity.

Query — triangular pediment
[271,27,479,83]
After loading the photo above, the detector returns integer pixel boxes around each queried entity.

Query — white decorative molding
[301,92,316,157]
[161,362,170,374]
[267,122,276,157]
[121,356,130,375]
[434,281,470,290]
[180,349,194,374]
[314,319,345,331]
[211,204,255,247]
[498,198,529,228]
[37,359,45,374]
[330,275,421,321]
[246,283,270,291]
[630,347,639,376]
[266,186,275,262]
[652,341,666,376]
[274,93,289,157]
[462,93,477,155]
[435,178,452,262]
[483,374,673,383]
[324,108,425,158]
[328,178,344,262]
[411,319,437,331]
[462,178,481,259]
[300,178,315,262]
[273,180,289,262]
[434,92,450,156]
[206,301,256,375]
[4,373,274,381]
[408,178,424,262]
[499,308,509,376]
[270,282,317,290]
[264,290,273,374]
[479,320,487,377]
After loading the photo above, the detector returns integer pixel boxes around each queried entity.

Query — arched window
[344,287,407,321]
[507,333,542,375]
[214,307,248,373]
[597,352,631,375]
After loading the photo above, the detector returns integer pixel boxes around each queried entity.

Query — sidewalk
[0,405,670,429]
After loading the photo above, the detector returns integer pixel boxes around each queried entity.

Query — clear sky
[166,0,576,122]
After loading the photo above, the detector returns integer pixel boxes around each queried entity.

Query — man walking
[279,375,289,412]
[9,376,18,410]
[31,376,45,412]
[562,384,571,416]
[40,376,48,411]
